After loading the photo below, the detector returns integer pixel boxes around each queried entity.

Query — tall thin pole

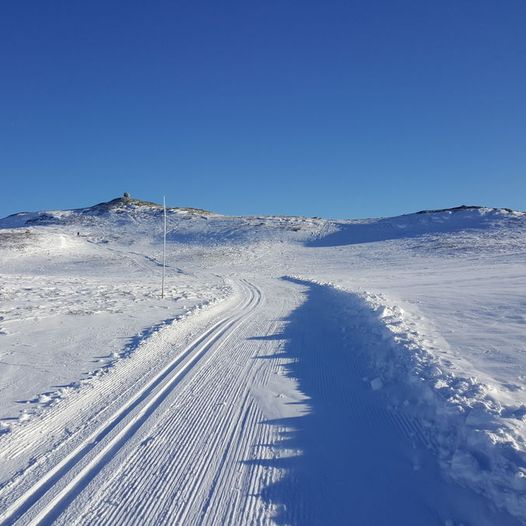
[161,196,166,299]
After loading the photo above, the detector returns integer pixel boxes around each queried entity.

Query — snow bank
[289,275,526,522]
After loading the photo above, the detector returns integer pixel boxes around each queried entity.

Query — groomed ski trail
[0,277,521,525]
[0,279,264,525]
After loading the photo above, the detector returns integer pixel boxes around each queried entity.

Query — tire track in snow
[0,280,260,526]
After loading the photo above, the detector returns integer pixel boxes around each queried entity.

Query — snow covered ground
[0,197,525,524]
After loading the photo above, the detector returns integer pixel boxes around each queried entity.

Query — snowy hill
[1,197,526,524]
[2,196,524,249]
[312,205,526,246]
[0,195,327,246]
[2,197,522,239]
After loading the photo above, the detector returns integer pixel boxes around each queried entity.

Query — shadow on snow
[244,277,520,526]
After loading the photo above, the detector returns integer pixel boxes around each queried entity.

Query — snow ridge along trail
[0,280,260,525]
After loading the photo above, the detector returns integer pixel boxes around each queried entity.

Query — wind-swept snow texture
[0,199,525,524]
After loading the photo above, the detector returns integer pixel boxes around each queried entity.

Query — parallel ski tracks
[0,279,261,526]
[75,286,278,526]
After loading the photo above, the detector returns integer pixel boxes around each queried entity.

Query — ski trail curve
[0,280,260,526]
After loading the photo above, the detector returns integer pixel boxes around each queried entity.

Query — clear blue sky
[1,1,525,218]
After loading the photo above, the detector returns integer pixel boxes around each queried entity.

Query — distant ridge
[1,195,523,228]
[415,205,515,215]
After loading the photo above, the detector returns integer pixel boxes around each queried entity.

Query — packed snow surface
[0,198,525,525]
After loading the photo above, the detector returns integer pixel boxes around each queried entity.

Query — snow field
[1,201,525,524]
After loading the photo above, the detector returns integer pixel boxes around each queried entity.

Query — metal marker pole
[161,196,166,298]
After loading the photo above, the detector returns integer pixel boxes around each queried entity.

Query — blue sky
[1,1,525,218]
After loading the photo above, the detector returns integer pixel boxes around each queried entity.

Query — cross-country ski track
[0,277,519,525]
